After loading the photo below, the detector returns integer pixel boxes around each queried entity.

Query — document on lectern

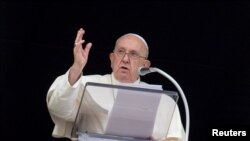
[105,83,163,139]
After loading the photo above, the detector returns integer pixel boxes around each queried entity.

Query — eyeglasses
[114,49,146,60]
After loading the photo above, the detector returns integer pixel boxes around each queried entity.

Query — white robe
[46,70,184,140]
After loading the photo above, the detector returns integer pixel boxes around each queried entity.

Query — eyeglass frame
[113,48,147,60]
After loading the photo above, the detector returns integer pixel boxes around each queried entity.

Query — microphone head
[138,67,151,76]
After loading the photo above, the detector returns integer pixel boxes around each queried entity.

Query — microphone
[138,67,190,141]
[138,67,156,76]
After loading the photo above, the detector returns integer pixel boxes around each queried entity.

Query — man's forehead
[115,43,144,52]
[116,33,148,50]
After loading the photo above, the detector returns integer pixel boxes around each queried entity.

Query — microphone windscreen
[138,67,151,76]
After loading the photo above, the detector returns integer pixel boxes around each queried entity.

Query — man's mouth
[120,66,129,71]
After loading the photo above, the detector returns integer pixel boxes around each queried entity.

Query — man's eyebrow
[116,46,125,50]
[128,50,139,54]
[116,47,139,53]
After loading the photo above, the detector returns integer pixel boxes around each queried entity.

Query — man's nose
[121,53,130,62]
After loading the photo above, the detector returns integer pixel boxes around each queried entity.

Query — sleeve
[167,105,185,141]
[152,94,185,141]
[46,69,84,121]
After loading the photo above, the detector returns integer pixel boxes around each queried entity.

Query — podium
[71,82,179,141]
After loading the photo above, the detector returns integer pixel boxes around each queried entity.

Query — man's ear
[143,60,151,68]
[109,52,114,69]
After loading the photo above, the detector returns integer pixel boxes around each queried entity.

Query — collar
[111,73,140,85]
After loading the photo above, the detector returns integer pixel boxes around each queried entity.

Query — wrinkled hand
[69,28,92,85]
[73,28,92,70]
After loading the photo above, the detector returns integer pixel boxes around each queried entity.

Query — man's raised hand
[69,28,92,85]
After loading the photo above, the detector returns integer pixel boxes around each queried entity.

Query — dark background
[1,1,250,141]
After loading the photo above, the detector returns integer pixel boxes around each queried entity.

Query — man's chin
[116,73,131,82]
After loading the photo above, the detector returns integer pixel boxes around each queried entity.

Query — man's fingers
[85,42,93,53]
[74,40,85,46]
[86,42,92,51]
[75,28,85,43]
[82,42,92,57]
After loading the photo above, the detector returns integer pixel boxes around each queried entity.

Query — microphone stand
[142,67,190,141]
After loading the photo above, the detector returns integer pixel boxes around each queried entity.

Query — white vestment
[47,70,184,140]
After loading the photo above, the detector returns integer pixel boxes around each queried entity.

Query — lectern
[71,82,179,141]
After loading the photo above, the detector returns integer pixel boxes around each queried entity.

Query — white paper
[105,83,163,139]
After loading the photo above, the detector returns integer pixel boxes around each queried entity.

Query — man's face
[110,35,150,83]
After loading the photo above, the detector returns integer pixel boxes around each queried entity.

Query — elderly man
[47,28,184,141]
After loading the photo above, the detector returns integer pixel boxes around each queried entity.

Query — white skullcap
[116,33,149,58]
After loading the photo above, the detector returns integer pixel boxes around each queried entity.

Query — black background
[1,1,250,141]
